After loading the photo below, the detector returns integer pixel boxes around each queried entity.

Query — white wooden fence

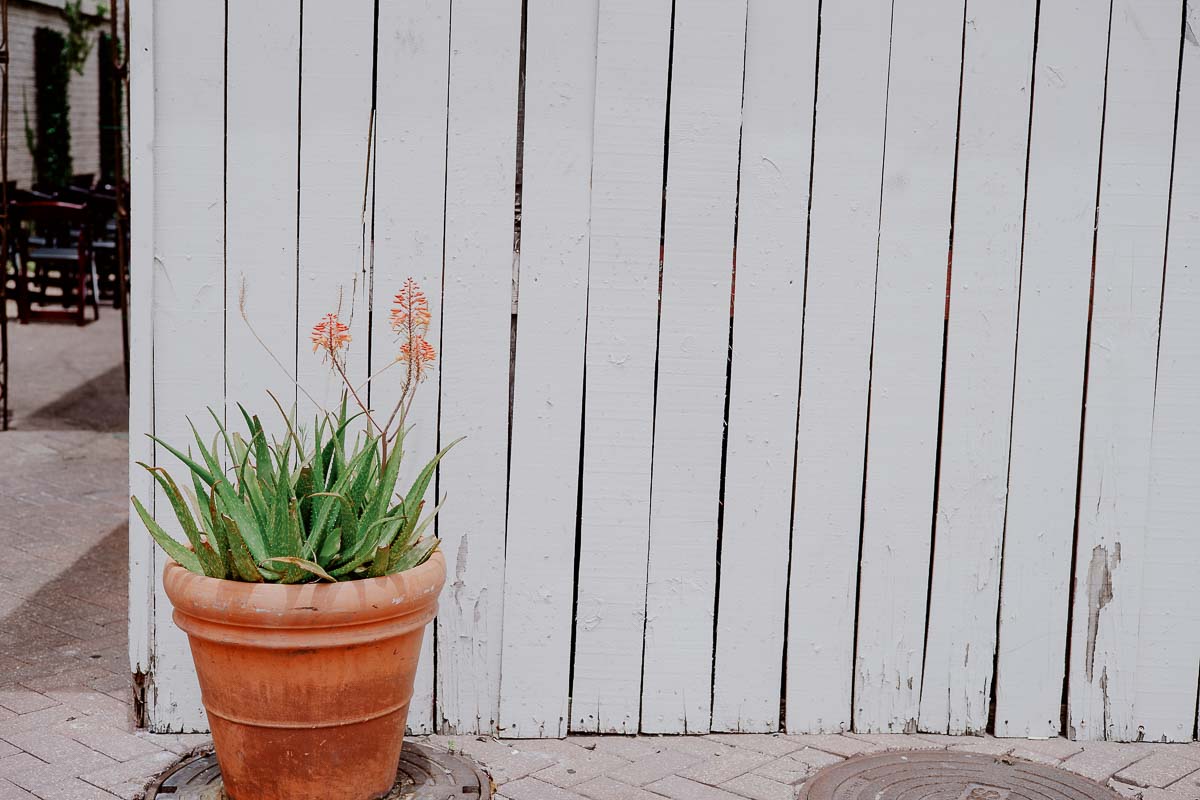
[129,0,1200,741]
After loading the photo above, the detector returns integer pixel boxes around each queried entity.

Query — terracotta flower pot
[162,551,445,800]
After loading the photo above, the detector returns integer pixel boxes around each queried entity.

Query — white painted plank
[854,0,964,734]
[225,0,299,425]
[710,0,817,734]
[641,0,747,735]
[295,0,374,416]
[147,0,225,732]
[372,0,452,737]
[785,0,892,735]
[1135,1,1200,743]
[436,0,522,736]
[918,0,1035,736]
[127,0,156,683]
[570,0,672,735]
[992,0,1112,739]
[498,0,598,739]
[1068,0,1180,743]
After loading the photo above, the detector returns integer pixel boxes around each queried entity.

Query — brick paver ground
[2,313,1198,800]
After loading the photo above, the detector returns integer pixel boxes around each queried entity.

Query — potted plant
[133,279,458,800]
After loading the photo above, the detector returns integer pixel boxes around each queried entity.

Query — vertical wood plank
[1134,0,1200,743]
[294,0,375,413]
[993,0,1113,739]
[570,0,672,735]
[494,0,597,743]
[127,0,156,683]
[710,0,817,734]
[148,0,225,732]
[854,0,964,734]
[372,0,451,736]
[641,0,747,735]
[918,0,1036,735]
[498,0,598,739]
[785,0,892,735]
[225,0,299,423]
[436,0,522,735]
[1068,0,1181,742]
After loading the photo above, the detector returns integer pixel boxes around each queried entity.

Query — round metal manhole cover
[799,750,1124,800]
[145,742,492,799]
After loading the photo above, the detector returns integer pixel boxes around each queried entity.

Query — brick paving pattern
[3,315,1199,800]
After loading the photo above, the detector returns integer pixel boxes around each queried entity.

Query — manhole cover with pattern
[799,750,1123,800]
[144,742,492,800]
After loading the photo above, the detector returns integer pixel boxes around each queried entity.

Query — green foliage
[26,6,107,188]
[134,399,460,584]
[31,28,72,188]
[63,2,108,76]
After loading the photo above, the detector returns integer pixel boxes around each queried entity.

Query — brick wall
[7,0,104,188]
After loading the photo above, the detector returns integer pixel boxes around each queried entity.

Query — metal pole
[1,0,10,430]
[110,0,130,391]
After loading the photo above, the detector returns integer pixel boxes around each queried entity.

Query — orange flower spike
[389,278,431,336]
[310,312,352,362]
[399,335,437,382]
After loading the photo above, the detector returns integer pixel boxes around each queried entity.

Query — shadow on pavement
[21,364,127,433]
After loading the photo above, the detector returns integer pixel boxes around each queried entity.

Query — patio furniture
[9,200,99,325]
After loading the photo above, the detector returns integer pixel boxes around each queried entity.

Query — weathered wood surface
[711,0,817,734]
[133,0,1200,739]
[920,0,1036,736]
[853,0,964,734]
[993,0,1114,739]
[1067,0,1181,743]
[570,0,672,735]
[641,0,748,735]
[786,0,893,735]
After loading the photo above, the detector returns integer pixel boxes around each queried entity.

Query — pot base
[144,742,493,800]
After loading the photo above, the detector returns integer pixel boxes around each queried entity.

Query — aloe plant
[134,278,458,583]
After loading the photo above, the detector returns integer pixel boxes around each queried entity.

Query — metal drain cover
[799,750,1123,800]
[145,742,492,799]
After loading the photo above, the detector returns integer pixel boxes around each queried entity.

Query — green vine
[25,4,107,188]
[63,2,108,75]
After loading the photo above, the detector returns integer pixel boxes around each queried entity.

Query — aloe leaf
[385,501,422,553]
[251,415,276,489]
[262,557,335,583]
[236,403,258,444]
[142,464,225,578]
[368,545,391,578]
[355,446,404,546]
[205,485,232,578]
[211,478,268,562]
[220,514,265,583]
[206,408,238,468]
[239,459,271,536]
[301,491,353,557]
[132,495,204,574]
[229,433,250,471]
[295,466,315,529]
[148,434,216,486]
[402,437,463,519]
[398,495,446,553]
[390,536,439,574]
[188,419,223,481]
[379,494,444,574]
[329,519,399,576]
[311,416,329,487]
[318,525,342,563]
[285,497,304,556]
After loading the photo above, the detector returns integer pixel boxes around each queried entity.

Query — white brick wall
[7,0,104,188]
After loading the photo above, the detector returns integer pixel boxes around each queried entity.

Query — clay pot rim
[163,549,445,630]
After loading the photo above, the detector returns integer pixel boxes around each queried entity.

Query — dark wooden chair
[10,201,99,325]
